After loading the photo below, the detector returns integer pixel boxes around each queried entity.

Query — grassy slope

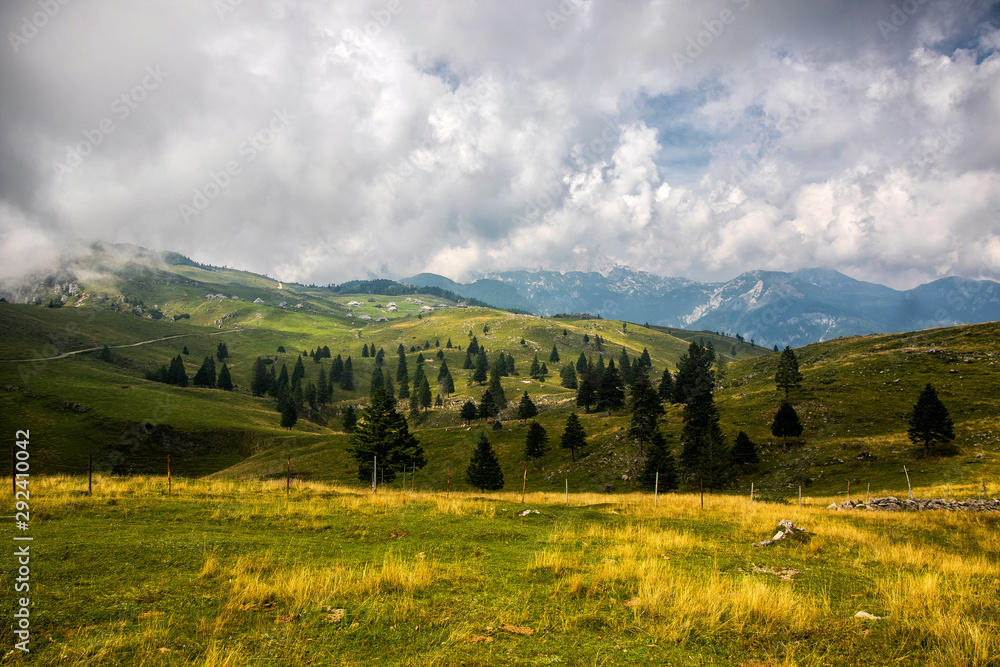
[1,260,998,499]
[9,477,999,666]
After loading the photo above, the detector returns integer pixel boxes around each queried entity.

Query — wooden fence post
[167,455,171,496]
[286,457,290,499]
[700,478,704,509]
[655,472,659,508]
[750,482,754,507]
[521,465,527,503]
[88,454,92,497]
[903,465,913,500]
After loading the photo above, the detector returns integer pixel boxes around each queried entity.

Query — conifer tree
[640,347,652,368]
[217,363,233,391]
[731,430,759,470]
[441,370,455,397]
[348,387,424,483]
[305,381,318,409]
[539,363,548,381]
[576,376,596,415]
[193,356,217,388]
[98,344,113,362]
[468,336,480,355]
[516,391,538,423]
[168,355,188,387]
[619,348,631,387]
[460,400,479,425]
[673,342,715,404]
[627,366,664,455]
[576,351,588,375]
[276,364,290,395]
[317,367,329,404]
[437,358,450,383]
[266,365,277,397]
[280,401,298,430]
[907,383,954,457]
[658,367,675,403]
[216,342,229,361]
[597,359,625,413]
[292,356,306,384]
[771,400,803,450]
[361,343,370,358]
[466,432,505,491]
[418,374,432,411]
[370,366,385,398]
[463,348,474,370]
[472,349,489,384]
[384,370,396,402]
[330,354,344,382]
[505,353,517,376]
[375,347,385,366]
[340,357,355,391]
[182,345,190,355]
[560,363,578,389]
[640,429,677,492]
[342,405,357,433]
[680,392,730,489]
[560,413,587,461]
[446,338,453,348]
[550,343,560,363]
[250,357,269,396]
[529,354,541,379]
[524,421,548,460]
[775,346,804,399]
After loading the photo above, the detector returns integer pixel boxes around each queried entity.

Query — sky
[1,0,999,290]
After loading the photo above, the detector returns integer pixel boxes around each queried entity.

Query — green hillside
[1,254,997,500]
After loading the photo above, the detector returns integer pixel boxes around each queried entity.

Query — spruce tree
[640,347,652,368]
[437,358,450,383]
[472,349,489,384]
[362,343,370,358]
[168,355,188,387]
[182,345,189,355]
[418,374,433,411]
[342,405,357,433]
[384,370,396,402]
[627,367,664,455]
[266,366,277,397]
[460,400,479,425]
[468,336,479,354]
[466,432,505,491]
[250,357,270,397]
[276,364,290,395]
[529,354,541,379]
[193,356,217,388]
[217,363,233,391]
[771,400,803,450]
[731,430,759,470]
[673,342,714,404]
[317,367,329,404]
[292,356,306,384]
[330,354,344,382]
[658,367,675,404]
[216,342,229,361]
[441,370,455,397]
[98,344,113,363]
[775,346,804,399]
[370,366,385,398]
[680,392,730,489]
[397,353,409,384]
[463,348,474,369]
[640,429,678,492]
[597,359,625,413]
[280,401,298,430]
[907,383,955,457]
[560,413,587,461]
[576,351,588,375]
[576,376,596,414]
[340,357,355,391]
[560,363,578,389]
[517,391,538,423]
[524,421,548,460]
[305,381,317,409]
[550,343,560,363]
[348,387,425,484]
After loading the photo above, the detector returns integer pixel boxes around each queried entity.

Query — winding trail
[0,329,245,363]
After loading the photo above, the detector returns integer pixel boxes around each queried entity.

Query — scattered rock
[837,497,1000,513]
[854,611,883,620]
[752,519,810,547]
[751,564,802,581]
[519,509,540,517]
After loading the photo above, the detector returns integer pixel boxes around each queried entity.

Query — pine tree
[619,348,631,387]
[217,363,233,391]
[529,354,541,379]
[560,363,578,389]
[280,401,298,430]
[539,363,548,380]
[361,343,370,358]
[317,367,329,404]
[340,357,355,391]
[907,383,955,457]
[342,405,357,433]
[446,338,453,348]
[460,400,479,425]
[472,349,489,384]
[524,421,548,460]
[771,400,803,450]
[370,366,385,398]
[292,356,306,385]
[375,347,385,366]
[168,355,188,387]
[775,346,804,399]
[463,348,474,370]
[266,366,277,396]
[658,367,675,403]
[640,347,652,368]
[216,342,229,361]
[348,387,425,484]
[441,370,455,397]
[576,352,588,375]
[384,370,396,402]
[640,429,678,492]
[98,344,113,362]
[673,342,715,404]
[731,430,759,470]
[418,374,433,411]
[505,353,517,376]
[466,432,505,491]
[468,336,479,355]
[517,391,538,423]
[680,392,730,489]
[250,357,269,396]
[193,356,217,388]
[560,413,587,461]
[576,376,596,414]
[305,381,318,409]
[437,358,450,383]
[549,343,560,363]
[182,345,190,355]
[627,366,664,455]
[597,359,625,413]
[330,354,344,382]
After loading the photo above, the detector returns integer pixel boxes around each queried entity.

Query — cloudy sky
[2,0,999,289]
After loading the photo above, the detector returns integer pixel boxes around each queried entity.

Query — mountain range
[403,267,1000,348]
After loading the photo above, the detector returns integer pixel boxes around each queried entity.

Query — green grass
[4,477,998,666]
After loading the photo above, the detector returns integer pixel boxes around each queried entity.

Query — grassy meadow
[3,476,998,666]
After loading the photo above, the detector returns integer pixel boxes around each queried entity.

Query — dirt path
[0,329,245,363]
